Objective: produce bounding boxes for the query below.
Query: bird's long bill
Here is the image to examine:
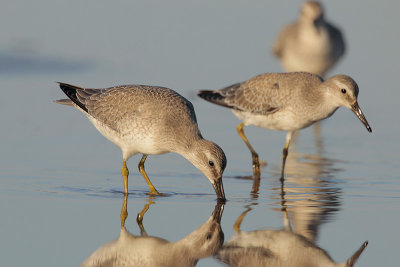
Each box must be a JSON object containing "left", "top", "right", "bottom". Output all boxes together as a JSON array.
[
  {"left": 351, "top": 102, "right": 372, "bottom": 132},
  {"left": 211, "top": 202, "right": 225, "bottom": 223},
  {"left": 345, "top": 241, "right": 368, "bottom": 267},
  {"left": 212, "top": 179, "right": 226, "bottom": 202}
]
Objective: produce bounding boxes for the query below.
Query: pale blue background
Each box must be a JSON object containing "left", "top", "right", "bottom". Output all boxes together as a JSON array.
[{"left": 0, "top": 1, "right": 399, "bottom": 266}]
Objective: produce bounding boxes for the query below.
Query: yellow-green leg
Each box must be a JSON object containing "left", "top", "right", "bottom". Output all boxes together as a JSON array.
[
  {"left": 313, "top": 121, "right": 324, "bottom": 155},
  {"left": 279, "top": 176, "right": 292, "bottom": 232},
  {"left": 138, "top": 154, "right": 160, "bottom": 195},
  {"left": 282, "top": 207, "right": 292, "bottom": 232},
  {"left": 136, "top": 197, "right": 155, "bottom": 236},
  {"left": 233, "top": 207, "right": 253, "bottom": 233},
  {"left": 122, "top": 160, "right": 129, "bottom": 195},
  {"left": 236, "top": 123, "right": 260, "bottom": 177},
  {"left": 250, "top": 174, "right": 260, "bottom": 198},
  {"left": 120, "top": 194, "right": 128, "bottom": 228},
  {"left": 281, "top": 131, "right": 294, "bottom": 180}
]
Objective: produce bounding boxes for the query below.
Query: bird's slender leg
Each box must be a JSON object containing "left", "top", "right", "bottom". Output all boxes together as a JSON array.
[
  {"left": 122, "top": 160, "right": 129, "bottom": 195},
  {"left": 283, "top": 207, "right": 292, "bottom": 232},
  {"left": 236, "top": 123, "right": 260, "bottom": 177},
  {"left": 313, "top": 122, "right": 324, "bottom": 155},
  {"left": 280, "top": 176, "right": 292, "bottom": 232},
  {"left": 280, "top": 131, "right": 294, "bottom": 180},
  {"left": 250, "top": 174, "right": 260, "bottom": 198},
  {"left": 120, "top": 194, "right": 128, "bottom": 228},
  {"left": 136, "top": 197, "right": 155, "bottom": 236},
  {"left": 233, "top": 207, "right": 253, "bottom": 233},
  {"left": 138, "top": 154, "right": 160, "bottom": 195}
]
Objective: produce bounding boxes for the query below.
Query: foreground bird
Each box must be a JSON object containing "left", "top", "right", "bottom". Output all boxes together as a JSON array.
[
  {"left": 56, "top": 83, "right": 226, "bottom": 200},
  {"left": 272, "top": 1, "right": 345, "bottom": 77},
  {"left": 198, "top": 72, "right": 371, "bottom": 178}
]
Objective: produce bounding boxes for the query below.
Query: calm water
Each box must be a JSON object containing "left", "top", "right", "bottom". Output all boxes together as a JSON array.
[{"left": 1, "top": 1, "right": 399, "bottom": 266}]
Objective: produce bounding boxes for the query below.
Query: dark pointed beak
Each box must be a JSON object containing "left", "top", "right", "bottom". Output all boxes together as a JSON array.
[
  {"left": 212, "top": 179, "right": 226, "bottom": 202},
  {"left": 345, "top": 241, "right": 368, "bottom": 267},
  {"left": 211, "top": 202, "right": 225, "bottom": 223},
  {"left": 351, "top": 102, "right": 372, "bottom": 132}
]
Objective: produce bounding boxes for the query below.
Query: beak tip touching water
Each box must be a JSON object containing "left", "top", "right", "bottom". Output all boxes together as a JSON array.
[{"left": 212, "top": 179, "right": 226, "bottom": 202}]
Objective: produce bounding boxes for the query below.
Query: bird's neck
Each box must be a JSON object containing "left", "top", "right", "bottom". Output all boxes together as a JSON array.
[
  {"left": 174, "top": 138, "right": 204, "bottom": 168},
  {"left": 156, "top": 243, "right": 197, "bottom": 266},
  {"left": 168, "top": 127, "right": 203, "bottom": 154},
  {"left": 317, "top": 89, "right": 340, "bottom": 119},
  {"left": 174, "top": 217, "right": 220, "bottom": 258},
  {"left": 299, "top": 15, "right": 325, "bottom": 35}
]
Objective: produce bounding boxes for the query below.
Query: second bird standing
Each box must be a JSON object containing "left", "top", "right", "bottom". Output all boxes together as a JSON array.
[{"left": 198, "top": 72, "right": 372, "bottom": 178}]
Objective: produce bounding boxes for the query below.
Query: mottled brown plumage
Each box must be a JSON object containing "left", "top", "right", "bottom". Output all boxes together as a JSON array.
[
  {"left": 272, "top": 1, "right": 345, "bottom": 77},
  {"left": 198, "top": 72, "right": 371, "bottom": 178},
  {"left": 57, "top": 83, "right": 226, "bottom": 200}
]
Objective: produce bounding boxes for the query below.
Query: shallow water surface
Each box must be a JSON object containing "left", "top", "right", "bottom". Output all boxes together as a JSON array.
[{"left": 1, "top": 1, "right": 399, "bottom": 266}]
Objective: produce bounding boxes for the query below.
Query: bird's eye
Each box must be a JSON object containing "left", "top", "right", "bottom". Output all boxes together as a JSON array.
[
  {"left": 341, "top": 88, "right": 347, "bottom": 94},
  {"left": 208, "top": 161, "right": 214, "bottom": 167}
]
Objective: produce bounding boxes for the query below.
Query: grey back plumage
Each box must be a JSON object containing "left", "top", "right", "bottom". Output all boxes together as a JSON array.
[
  {"left": 199, "top": 72, "right": 323, "bottom": 116},
  {"left": 56, "top": 82, "right": 227, "bottom": 199},
  {"left": 57, "top": 83, "right": 198, "bottom": 135}
]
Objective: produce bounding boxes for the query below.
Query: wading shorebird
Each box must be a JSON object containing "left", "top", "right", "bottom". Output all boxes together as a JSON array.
[
  {"left": 272, "top": 1, "right": 347, "bottom": 147},
  {"left": 272, "top": 1, "right": 345, "bottom": 77},
  {"left": 198, "top": 72, "right": 371, "bottom": 178},
  {"left": 56, "top": 83, "right": 226, "bottom": 200}
]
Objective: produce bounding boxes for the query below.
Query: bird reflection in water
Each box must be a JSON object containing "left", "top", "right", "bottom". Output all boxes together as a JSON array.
[
  {"left": 216, "top": 205, "right": 367, "bottom": 266},
  {"left": 216, "top": 151, "right": 368, "bottom": 266},
  {"left": 216, "top": 203, "right": 367, "bottom": 266},
  {"left": 80, "top": 196, "right": 224, "bottom": 267},
  {"left": 276, "top": 147, "right": 344, "bottom": 242}
]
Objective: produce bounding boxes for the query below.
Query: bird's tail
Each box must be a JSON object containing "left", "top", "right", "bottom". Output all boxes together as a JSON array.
[
  {"left": 54, "top": 99, "right": 74, "bottom": 106},
  {"left": 198, "top": 89, "right": 236, "bottom": 110},
  {"left": 56, "top": 82, "right": 88, "bottom": 112},
  {"left": 198, "top": 82, "right": 243, "bottom": 110},
  {"left": 198, "top": 90, "right": 224, "bottom": 103}
]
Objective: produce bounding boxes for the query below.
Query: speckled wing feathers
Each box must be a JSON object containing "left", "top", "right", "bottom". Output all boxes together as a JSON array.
[
  {"left": 200, "top": 74, "right": 286, "bottom": 115},
  {"left": 84, "top": 87, "right": 138, "bottom": 132},
  {"left": 58, "top": 83, "right": 198, "bottom": 134},
  {"left": 228, "top": 75, "right": 281, "bottom": 115}
]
